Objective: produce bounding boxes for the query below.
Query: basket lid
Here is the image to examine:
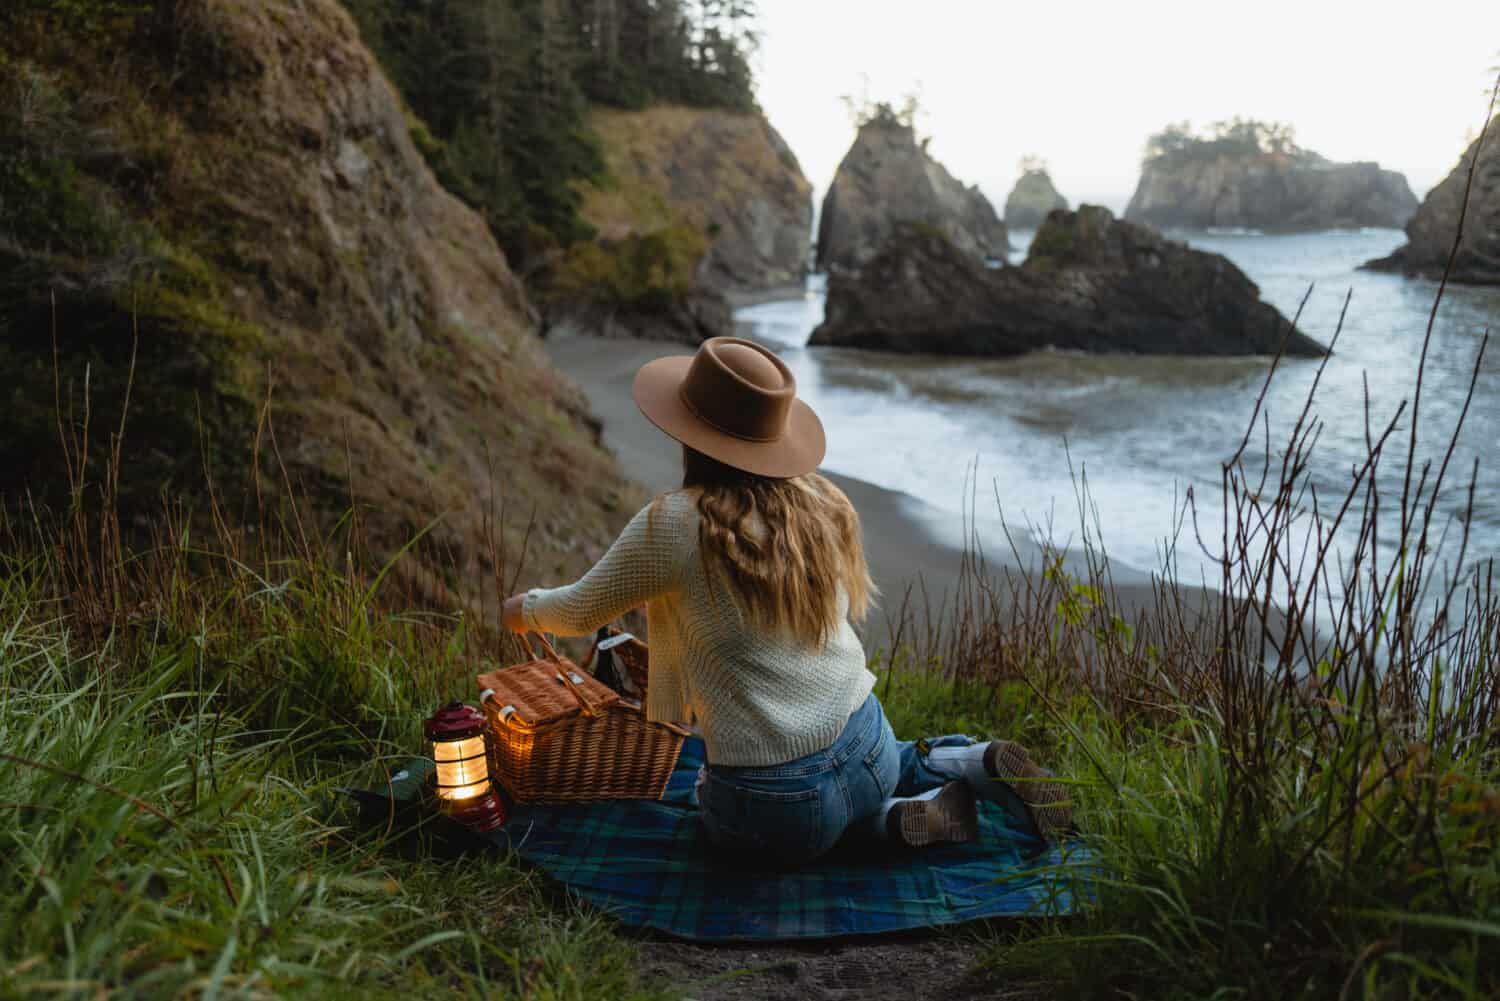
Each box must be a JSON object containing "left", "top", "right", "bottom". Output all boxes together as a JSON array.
[{"left": 477, "top": 656, "right": 621, "bottom": 726}]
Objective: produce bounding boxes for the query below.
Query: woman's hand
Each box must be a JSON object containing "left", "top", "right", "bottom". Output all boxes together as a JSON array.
[{"left": 501, "top": 593, "right": 528, "bottom": 633}]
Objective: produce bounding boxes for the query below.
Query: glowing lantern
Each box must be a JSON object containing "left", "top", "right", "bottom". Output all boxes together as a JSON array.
[{"left": 424, "top": 702, "right": 506, "bottom": 832}]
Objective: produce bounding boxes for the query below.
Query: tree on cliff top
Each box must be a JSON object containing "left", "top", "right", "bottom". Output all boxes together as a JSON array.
[
  {"left": 345, "top": 0, "right": 760, "bottom": 270},
  {"left": 569, "top": 0, "right": 759, "bottom": 112},
  {"left": 838, "top": 75, "right": 926, "bottom": 135},
  {"left": 1018, "top": 153, "right": 1049, "bottom": 175},
  {"left": 1143, "top": 117, "right": 1309, "bottom": 165}
]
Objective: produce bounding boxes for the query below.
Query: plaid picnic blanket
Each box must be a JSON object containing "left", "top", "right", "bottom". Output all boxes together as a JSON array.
[{"left": 356, "top": 736, "right": 1089, "bottom": 941}]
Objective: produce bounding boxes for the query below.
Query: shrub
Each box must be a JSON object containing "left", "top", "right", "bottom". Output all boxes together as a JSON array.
[
  {"left": 544, "top": 224, "right": 708, "bottom": 310},
  {"left": 873, "top": 257, "right": 1500, "bottom": 997}
]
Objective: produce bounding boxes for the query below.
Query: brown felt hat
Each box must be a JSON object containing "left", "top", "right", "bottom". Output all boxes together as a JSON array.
[{"left": 632, "top": 337, "right": 825, "bottom": 479}]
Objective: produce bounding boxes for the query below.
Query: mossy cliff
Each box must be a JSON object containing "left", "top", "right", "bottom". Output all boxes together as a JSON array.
[
  {"left": 0, "top": 1, "right": 640, "bottom": 594},
  {"left": 541, "top": 105, "right": 814, "bottom": 343},
  {"left": 578, "top": 106, "right": 812, "bottom": 297}
]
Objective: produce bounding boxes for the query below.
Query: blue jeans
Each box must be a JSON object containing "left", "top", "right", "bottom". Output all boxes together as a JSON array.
[{"left": 696, "top": 693, "right": 978, "bottom": 867}]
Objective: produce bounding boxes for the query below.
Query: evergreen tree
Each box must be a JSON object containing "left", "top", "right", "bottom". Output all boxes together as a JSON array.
[{"left": 343, "top": 0, "right": 760, "bottom": 267}]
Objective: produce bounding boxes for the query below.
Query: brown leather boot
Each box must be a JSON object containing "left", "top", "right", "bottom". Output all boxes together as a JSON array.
[
  {"left": 886, "top": 781, "right": 979, "bottom": 847},
  {"left": 984, "top": 740, "right": 1074, "bottom": 840}
]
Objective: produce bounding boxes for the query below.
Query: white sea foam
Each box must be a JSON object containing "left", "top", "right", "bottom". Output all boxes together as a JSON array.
[{"left": 737, "top": 228, "right": 1500, "bottom": 586}]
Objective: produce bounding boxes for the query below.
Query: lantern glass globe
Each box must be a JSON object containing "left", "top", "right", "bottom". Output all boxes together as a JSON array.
[{"left": 433, "top": 735, "right": 489, "bottom": 800}]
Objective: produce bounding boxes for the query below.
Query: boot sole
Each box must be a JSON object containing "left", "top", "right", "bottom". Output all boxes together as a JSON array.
[
  {"left": 892, "top": 781, "right": 978, "bottom": 847},
  {"left": 984, "top": 740, "right": 1074, "bottom": 839}
]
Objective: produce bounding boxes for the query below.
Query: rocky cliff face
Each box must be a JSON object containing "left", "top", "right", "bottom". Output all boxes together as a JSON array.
[
  {"left": 1363, "top": 130, "right": 1500, "bottom": 284},
  {"left": 1, "top": 0, "right": 637, "bottom": 595},
  {"left": 1126, "top": 153, "right": 1418, "bottom": 231},
  {"left": 809, "top": 206, "right": 1325, "bottom": 358},
  {"left": 1004, "top": 169, "right": 1069, "bottom": 229},
  {"left": 580, "top": 106, "right": 813, "bottom": 297},
  {"left": 543, "top": 105, "right": 812, "bottom": 343},
  {"left": 816, "top": 119, "right": 1008, "bottom": 274}
]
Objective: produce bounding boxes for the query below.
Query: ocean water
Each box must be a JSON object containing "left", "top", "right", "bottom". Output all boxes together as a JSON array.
[{"left": 735, "top": 229, "right": 1500, "bottom": 584}]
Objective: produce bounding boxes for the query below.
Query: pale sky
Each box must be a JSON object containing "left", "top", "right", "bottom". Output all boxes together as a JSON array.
[{"left": 753, "top": 0, "right": 1500, "bottom": 214}]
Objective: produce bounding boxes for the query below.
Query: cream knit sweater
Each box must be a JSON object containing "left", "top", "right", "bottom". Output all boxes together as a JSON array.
[{"left": 523, "top": 490, "right": 875, "bottom": 767}]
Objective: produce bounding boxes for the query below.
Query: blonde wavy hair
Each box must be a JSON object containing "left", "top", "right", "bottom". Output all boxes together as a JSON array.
[{"left": 671, "top": 447, "right": 875, "bottom": 648}]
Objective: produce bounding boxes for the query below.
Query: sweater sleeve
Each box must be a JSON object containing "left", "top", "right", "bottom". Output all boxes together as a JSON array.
[{"left": 522, "top": 499, "right": 689, "bottom": 637}]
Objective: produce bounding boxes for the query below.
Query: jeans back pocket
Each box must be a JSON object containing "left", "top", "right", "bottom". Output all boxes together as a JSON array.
[{"left": 699, "top": 775, "right": 823, "bottom": 866}]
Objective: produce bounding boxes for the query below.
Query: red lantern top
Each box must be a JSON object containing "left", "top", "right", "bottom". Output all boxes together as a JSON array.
[{"left": 424, "top": 702, "right": 486, "bottom": 741}]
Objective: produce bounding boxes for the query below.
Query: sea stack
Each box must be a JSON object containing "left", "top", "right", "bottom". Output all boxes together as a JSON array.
[
  {"left": 1004, "top": 167, "right": 1070, "bottom": 229},
  {"left": 1363, "top": 129, "right": 1500, "bottom": 285},
  {"left": 816, "top": 107, "right": 1008, "bottom": 274},
  {"left": 1125, "top": 120, "right": 1418, "bottom": 231},
  {"left": 810, "top": 205, "right": 1326, "bottom": 358}
]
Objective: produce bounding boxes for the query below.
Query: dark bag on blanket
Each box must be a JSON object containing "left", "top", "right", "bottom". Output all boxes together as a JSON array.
[{"left": 584, "top": 626, "right": 650, "bottom": 700}]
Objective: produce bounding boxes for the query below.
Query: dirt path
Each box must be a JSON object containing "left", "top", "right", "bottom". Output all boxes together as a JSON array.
[{"left": 641, "top": 933, "right": 1046, "bottom": 1001}]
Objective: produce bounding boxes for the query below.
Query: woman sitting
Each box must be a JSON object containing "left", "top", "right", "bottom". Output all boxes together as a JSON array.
[{"left": 503, "top": 337, "right": 1070, "bottom": 866}]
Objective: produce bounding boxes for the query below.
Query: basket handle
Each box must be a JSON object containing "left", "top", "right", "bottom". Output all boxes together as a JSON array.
[
  {"left": 556, "top": 666, "right": 606, "bottom": 718},
  {"left": 517, "top": 631, "right": 561, "bottom": 662},
  {"left": 519, "top": 631, "right": 607, "bottom": 718}
]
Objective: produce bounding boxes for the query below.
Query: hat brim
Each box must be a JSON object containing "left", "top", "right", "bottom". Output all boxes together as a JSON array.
[{"left": 632, "top": 355, "right": 826, "bottom": 479}]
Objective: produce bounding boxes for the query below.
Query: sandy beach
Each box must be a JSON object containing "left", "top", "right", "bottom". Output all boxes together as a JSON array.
[{"left": 541, "top": 329, "right": 1181, "bottom": 635}]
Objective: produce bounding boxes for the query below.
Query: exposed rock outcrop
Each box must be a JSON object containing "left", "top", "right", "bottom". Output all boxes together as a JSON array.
[
  {"left": 810, "top": 206, "right": 1326, "bottom": 358},
  {"left": 1004, "top": 169, "right": 1070, "bottom": 229},
  {"left": 1126, "top": 152, "right": 1418, "bottom": 231},
  {"left": 816, "top": 117, "right": 1008, "bottom": 274},
  {"left": 542, "top": 105, "right": 812, "bottom": 343},
  {"left": 1363, "top": 130, "right": 1500, "bottom": 284},
  {"left": 579, "top": 106, "right": 813, "bottom": 297},
  {"left": 1, "top": 0, "right": 637, "bottom": 594},
  {"left": 545, "top": 289, "right": 733, "bottom": 345}
]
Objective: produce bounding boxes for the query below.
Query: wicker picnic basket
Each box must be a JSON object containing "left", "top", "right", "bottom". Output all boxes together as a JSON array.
[{"left": 477, "top": 633, "right": 688, "bottom": 804}]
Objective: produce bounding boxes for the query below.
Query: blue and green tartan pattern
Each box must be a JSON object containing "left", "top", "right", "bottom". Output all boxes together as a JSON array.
[{"left": 369, "top": 736, "right": 1090, "bottom": 941}]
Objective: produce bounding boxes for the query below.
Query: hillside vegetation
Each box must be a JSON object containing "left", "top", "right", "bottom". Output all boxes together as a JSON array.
[
  {"left": 1143, "top": 117, "right": 1316, "bottom": 166},
  {"left": 0, "top": 0, "right": 642, "bottom": 599},
  {"left": 342, "top": 0, "right": 760, "bottom": 273},
  {"left": 577, "top": 105, "right": 811, "bottom": 295}
]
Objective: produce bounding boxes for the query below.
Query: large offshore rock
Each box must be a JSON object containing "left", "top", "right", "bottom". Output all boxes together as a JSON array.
[
  {"left": 1004, "top": 169, "right": 1070, "bottom": 229},
  {"left": 816, "top": 117, "right": 1008, "bottom": 273},
  {"left": 810, "top": 206, "right": 1326, "bottom": 358},
  {"left": 1126, "top": 151, "right": 1418, "bottom": 231},
  {"left": 1363, "top": 130, "right": 1500, "bottom": 284}
]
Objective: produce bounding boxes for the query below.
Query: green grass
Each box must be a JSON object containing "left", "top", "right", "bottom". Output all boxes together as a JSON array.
[
  {"left": 981, "top": 704, "right": 1500, "bottom": 1000},
  {"left": 7, "top": 500, "right": 1494, "bottom": 1001},
  {"left": 878, "top": 623, "right": 1500, "bottom": 1000},
  {"left": 0, "top": 537, "right": 673, "bottom": 1000}
]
